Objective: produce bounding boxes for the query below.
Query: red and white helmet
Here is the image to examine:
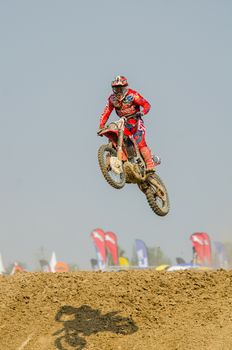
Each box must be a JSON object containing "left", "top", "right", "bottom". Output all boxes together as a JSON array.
[
  {"left": 111, "top": 75, "right": 128, "bottom": 87},
  {"left": 111, "top": 75, "right": 128, "bottom": 100}
]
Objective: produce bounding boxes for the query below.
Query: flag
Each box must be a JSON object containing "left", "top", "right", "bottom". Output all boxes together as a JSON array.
[
  {"left": 0, "top": 253, "right": 5, "bottom": 274},
  {"left": 135, "top": 239, "right": 149, "bottom": 267},
  {"left": 11, "top": 262, "right": 24, "bottom": 275},
  {"left": 105, "top": 231, "right": 119, "bottom": 265},
  {"left": 190, "top": 232, "right": 212, "bottom": 266},
  {"left": 90, "top": 228, "right": 106, "bottom": 269},
  {"left": 50, "top": 251, "right": 57, "bottom": 272}
]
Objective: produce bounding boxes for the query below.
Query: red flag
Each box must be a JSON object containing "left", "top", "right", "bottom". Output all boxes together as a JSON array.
[
  {"left": 105, "top": 231, "right": 118, "bottom": 265},
  {"left": 190, "top": 232, "right": 211, "bottom": 266},
  {"left": 90, "top": 229, "right": 106, "bottom": 266},
  {"left": 11, "top": 262, "right": 25, "bottom": 275},
  {"left": 201, "top": 232, "right": 212, "bottom": 265}
]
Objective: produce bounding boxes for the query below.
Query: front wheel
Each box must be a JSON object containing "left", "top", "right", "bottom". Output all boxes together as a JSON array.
[
  {"left": 98, "top": 145, "right": 126, "bottom": 189},
  {"left": 145, "top": 173, "right": 170, "bottom": 216}
]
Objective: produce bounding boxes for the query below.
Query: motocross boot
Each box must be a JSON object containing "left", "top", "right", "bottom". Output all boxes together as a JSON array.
[{"left": 140, "top": 146, "right": 155, "bottom": 174}]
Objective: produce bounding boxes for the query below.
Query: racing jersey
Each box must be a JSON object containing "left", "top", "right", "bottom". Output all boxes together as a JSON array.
[{"left": 99, "top": 88, "right": 151, "bottom": 129}]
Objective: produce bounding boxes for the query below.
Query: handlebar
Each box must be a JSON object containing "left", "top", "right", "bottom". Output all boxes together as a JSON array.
[
  {"left": 97, "top": 113, "right": 142, "bottom": 136},
  {"left": 97, "top": 128, "right": 105, "bottom": 136}
]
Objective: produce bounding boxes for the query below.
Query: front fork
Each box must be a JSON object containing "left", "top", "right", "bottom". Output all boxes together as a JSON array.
[{"left": 117, "top": 126, "right": 124, "bottom": 161}]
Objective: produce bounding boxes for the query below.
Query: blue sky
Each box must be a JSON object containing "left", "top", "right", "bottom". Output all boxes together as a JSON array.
[{"left": 0, "top": 0, "right": 232, "bottom": 269}]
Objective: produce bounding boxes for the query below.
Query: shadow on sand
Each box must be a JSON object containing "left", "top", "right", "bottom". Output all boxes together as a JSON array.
[{"left": 53, "top": 304, "right": 138, "bottom": 350}]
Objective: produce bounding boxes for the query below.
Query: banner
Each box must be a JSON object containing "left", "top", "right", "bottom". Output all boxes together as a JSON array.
[
  {"left": 135, "top": 239, "right": 149, "bottom": 267},
  {"left": 201, "top": 232, "right": 212, "bottom": 265},
  {"left": 0, "top": 254, "right": 5, "bottom": 274},
  {"left": 90, "top": 228, "right": 106, "bottom": 269},
  {"left": 50, "top": 251, "right": 57, "bottom": 272},
  {"left": 190, "top": 232, "right": 212, "bottom": 266},
  {"left": 214, "top": 241, "right": 228, "bottom": 269},
  {"left": 11, "top": 262, "right": 25, "bottom": 275},
  {"left": 105, "top": 231, "right": 119, "bottom": 265},
  {"left": 119, "top": 257, "right": 129, "bottom": 267}
]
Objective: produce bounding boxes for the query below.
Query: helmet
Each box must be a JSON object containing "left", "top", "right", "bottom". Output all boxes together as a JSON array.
[
  {"left": 111, "top": 75, "right": 128, "bottom": 100},
  {"left": 111, "top": 75, "right": 128, "bottom": 87}
]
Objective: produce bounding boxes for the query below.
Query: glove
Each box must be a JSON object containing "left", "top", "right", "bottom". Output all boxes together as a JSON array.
[{"left": 97, "top": 128, "right": 104, "bottom": 136}]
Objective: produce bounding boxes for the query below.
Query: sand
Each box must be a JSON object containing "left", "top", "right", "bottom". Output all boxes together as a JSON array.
[{"left": 0, "top": 270, "right": 232, "bottom": 350}]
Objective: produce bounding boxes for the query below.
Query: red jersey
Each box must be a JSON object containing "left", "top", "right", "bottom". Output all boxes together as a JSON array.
[{"left": 99, "top": 88, "right": 151, "bottom": 129}]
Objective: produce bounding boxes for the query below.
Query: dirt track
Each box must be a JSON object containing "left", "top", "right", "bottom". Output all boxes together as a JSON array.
[{"left": 0, "top": 270, "right": 232, "bottom": 350}]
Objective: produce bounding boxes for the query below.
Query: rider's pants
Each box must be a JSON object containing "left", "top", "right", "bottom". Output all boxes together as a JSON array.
[{"left": 124, "top": 119, "right": 155, "bottom": 171}]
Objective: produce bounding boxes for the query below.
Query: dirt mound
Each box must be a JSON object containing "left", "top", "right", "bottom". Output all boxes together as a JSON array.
[{"left": 0, "top": 270, "right": 232, "bottom": 350}]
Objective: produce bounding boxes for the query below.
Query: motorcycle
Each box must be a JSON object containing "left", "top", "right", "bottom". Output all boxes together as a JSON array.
[{"left": 97, "top": 116, "right": 170, "bottom": 216}]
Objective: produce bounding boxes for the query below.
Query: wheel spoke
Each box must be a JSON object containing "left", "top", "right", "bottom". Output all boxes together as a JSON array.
[
  {"left": 145, "top": 173, "right": 170, "bottom": 216},
  {"left": 98, "top": 145, "right": 126, "bottom": 189},
  {"left": 151, "top": 186, "right": 165, "bottom": 208},
  {"left": 103, "top": 151, "right": 124, "bottom": 184}
]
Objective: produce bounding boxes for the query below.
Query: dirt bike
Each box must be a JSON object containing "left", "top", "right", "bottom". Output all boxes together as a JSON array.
[{"left": 97, "top": 116, "right": 170, "bottom": 216}]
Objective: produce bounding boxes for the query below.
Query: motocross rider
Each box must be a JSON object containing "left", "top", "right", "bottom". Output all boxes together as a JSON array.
[{"left": 98, "top": 75, "right": 155, "bottom": 173}]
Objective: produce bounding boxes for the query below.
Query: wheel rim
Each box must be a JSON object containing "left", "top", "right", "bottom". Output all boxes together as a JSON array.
[
  {"left": 102, "top": 149, "right": 125, "bottom": 185},
  {"left": 149, "top": 183, "right": 169, "bottom": 213}
]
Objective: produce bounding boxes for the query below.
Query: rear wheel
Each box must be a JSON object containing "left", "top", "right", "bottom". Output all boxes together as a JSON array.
[
  {"left": 145, "top": 173, "right": 170, "bottom": 216},
  {"left": 98, "top": 145, "right": 126, "bottom": 189}
]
